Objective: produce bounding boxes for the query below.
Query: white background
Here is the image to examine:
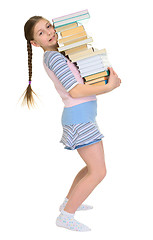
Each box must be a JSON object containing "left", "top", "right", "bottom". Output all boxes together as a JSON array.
[{"left": 0, "top": 0, "right": 153, "bottom": 239}]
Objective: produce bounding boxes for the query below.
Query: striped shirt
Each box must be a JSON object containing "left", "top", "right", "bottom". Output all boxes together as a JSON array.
[{"left": 43, "top": 51, "right": 97, "bottom": 108}]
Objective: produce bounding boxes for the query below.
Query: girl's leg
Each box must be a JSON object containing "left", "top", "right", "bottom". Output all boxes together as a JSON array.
[
  {"left": 66, "top": 166, "right": 88, "bottom": 199},
  {"left": 64, "top": 140, "right": 106, "bottom": 213}
]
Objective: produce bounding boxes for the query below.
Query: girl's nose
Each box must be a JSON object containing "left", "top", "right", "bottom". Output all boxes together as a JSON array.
[{"left": 48, "top": 31, "right": 54, "bottom": 36}]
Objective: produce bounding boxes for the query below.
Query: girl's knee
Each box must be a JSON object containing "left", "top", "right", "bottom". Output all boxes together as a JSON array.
[{"left": 96, "top": 167, "right": 107, "bottom": 183}]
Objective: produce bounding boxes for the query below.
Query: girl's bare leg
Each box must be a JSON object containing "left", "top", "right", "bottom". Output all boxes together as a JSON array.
[
  {"left": 64, "top": 140, "right": 106, "bottom": 213},
  {"left": 66, "top": 166, "right": 88, "bottom": 199}
]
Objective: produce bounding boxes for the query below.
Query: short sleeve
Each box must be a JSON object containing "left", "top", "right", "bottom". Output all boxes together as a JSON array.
[{"left": 44, "top": 51, "right": 79, "bottom": 92}]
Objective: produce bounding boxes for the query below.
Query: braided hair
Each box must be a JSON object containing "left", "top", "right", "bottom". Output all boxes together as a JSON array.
[{"left": 20, "top": 16, "right": 43, "bottom": 109}]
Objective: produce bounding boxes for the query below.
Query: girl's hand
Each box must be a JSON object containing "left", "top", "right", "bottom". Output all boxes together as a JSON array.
[{"left": 107, "top": 67, "right": 121, "bottom": 91}]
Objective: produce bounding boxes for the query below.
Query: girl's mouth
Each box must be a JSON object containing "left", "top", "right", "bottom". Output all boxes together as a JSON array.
[{"left": 49, "top": 35, "right": 55, "bottom": 41}]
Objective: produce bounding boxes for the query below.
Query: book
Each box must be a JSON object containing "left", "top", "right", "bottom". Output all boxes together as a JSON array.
[
  {"left": 71, "top": 48, "right": 107, "bottom": 62},
  {"left": 57, "top": 37, "right": 93, "bottom": 52},
  {"left": 84, "top": 77, "right": 108, "bottom": 85},
  {"left": 60, "top": 25, "right": 85, "bottom": 38},
  {"left": 53, "top": 14, "right": 90, "bottom": 28},
  {"left": 52, "top": 9, "right": 90, "bottom": 28},
  {"left": 80, "top": 66, "right": 107, "bottom": 77},
  {"left": 68, "top": 47, "right": 94, "bottom": 59},
  {"left": 63, "top": 36, "right": 88, "bottom": 46},
  {"left": 65, "top": 45, "right": 88, "bottom": 55},
  {"left": 76, "top": 54, "right": 108, "bottom": 65},
  {"left": 52, "top": 9, "right": 89, "bottom": 22},
  {"left": 85, "top": 80, "right": 108, "bottom": 86},
  {"left": 75, "top": 54, "right": 110, "bottom": 79},
  {"left": 77, "top": 61, "right": 105, "bottom": 71},
  {"left": 84, "top": 70, "right": 110, "bottom": 81},
  {"left": 58, "top": 31, "right": 87, "bottom": 45},
  {"left": 55, "top": 22, "right": 78, "bottom": 33}
]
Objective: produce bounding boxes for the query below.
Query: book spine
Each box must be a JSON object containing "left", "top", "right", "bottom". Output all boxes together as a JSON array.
[
  {"left": 58, "top": 37, "right": 93, "bottom": 52},
  {"left": 55, "top": 22, "right": 78, "bottom": 32},
  {"left": 52, "top": 9, "right": 89, "bottom": 22},
  {"left": 81, "top": 67, "right": 107, "bottom": 77},
  {"left": 71, "top": 49, "right": 107, "bottom": 62},
  {"left": 53, "top": 13, "right": 90, "bottom": 28},
  {"left": 84, "top": 80, "right": 108, "bottom": 86},
  {"left": 77, "top": 60, "right": 104, "bottom": 70},
  {"left": 61, "top": 25, "right": 85, "bottom": 37},
  {"left": 77, "top": 55, "right": 103, "bottom": 65}
]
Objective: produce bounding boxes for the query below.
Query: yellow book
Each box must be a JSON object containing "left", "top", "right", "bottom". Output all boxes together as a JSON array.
[
  {"left": 71, "top": 48, "right": 106, "bottom": 62},
  {"left": 55, "top": 22, "right": 78, "bottom": 33},
  {"left": 85, "top": 80, "right": 106, "bottom": 86},
  {"left": 84, "top": 71, "right": 109, "bottom": 81},
  {"left": 64, "top": 36, "right": 87, "bottom": 46},
  {"left": 61, "top": 25, "right": 85, "bottom": 37},
  {"left": 58, "top": 31, "right": 87, "bottom": 44},
  {"left": 65, "top": 44, "right": 88, "bottom": 55},
  {"left": 68, "top": 48, "right": 94, "bottom": 59},
  {"left": 84, "top": 77, "right": 108, "bottom": 84}
]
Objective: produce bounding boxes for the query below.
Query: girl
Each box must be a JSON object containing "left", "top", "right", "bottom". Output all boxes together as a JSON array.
[{"left": 21, "top": 16, "right": 121, "bottom": 232}]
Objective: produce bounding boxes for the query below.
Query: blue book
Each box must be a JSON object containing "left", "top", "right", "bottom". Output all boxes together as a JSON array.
[{"left": 52, "top": 10, "right": 90, "bottom": 28}]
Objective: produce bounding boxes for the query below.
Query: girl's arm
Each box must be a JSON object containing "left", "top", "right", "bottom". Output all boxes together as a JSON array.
[
  {"left": 69, "top": 83, "right": 112, "bottom": 98},
  {"left": 69, "top": 67, "right": 121, "bottom": 98}
]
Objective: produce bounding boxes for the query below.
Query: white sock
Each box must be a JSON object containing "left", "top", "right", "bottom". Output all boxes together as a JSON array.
[
  {"left": 56, "top": 209, "right": 91, "bottom": 232},
  {"left": 59, "top": 197, "right": 93, "bottom": 212}
]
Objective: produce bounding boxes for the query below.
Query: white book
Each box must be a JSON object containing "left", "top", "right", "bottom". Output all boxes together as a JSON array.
[
  {"left": 77, "top": 60, "right": 104, "bottom": 70},
  {"left": 77, "top": 54, "right": 106, "bottom": 65},
  {"left": 52, "top": 9, "right": 89, "bottom": 22},
  {"left": 77, "top": 56, "right": 110, "bottom": 69},
  {"left": 75, "top": 52, "right": 111, "bottom": 66},
  {"left": 57, "top": 37, "right": 93, "bottom": 52},
  {"left": 79, "top": 63, "right": 105, "bottom": 74},
  {"left": 80, "top": 67, "right": 107, "bottom": 77},
  {"left": 53, "top": 13, "right": 90, "bottom": 27}
]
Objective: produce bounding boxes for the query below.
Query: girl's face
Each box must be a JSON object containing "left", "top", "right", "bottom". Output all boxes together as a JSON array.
[{"left": 30, "top": 19, "right": 58, "bottom": 51}]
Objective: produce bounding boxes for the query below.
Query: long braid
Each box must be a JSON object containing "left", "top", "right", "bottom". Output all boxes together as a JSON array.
[
  {"left": 18, "top": 16, "right": 43, "bottom": 109},
  {"left": 19, "top": 41, "right": 38, "bottom": 109},
  {"left": 27, "top": 41, "right": 32, "bottom": 84}
]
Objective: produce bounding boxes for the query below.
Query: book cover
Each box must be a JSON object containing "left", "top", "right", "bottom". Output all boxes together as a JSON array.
[
  {"left": 58, "top": 37, "right": 93, "bottom": 52},
  {"left": 77, "top": 60, "right": 105, "bottom": 71},
  {"left": 71, "top": 49, "right": 107, "bottom": 62},
  {"left": 84, "top": 70, "right": 110, "bottom": 81},
  {"left": 58, "top": 31, "right": 87, "bottom": 45},
  {"left": 53, "top": 13, "right": 90, "bottom": 28},
  {"left": 55, "top": 22, "right": 78, "bottom": 33},
  {"left": 64, "top": 45, "right": 88, "bottom": 55},
  {"left": 84, "top": 80, "right": 108, "bottom": 86},
  {"left": 52, "top": 9, "right": 89, "bottom": 22},
  {"left": 68, "top": 48, "right": 94, "bottom": 59},
  {"left": 84, "top": 76, "right": 108, "bottom": 83},
  {"left": 80, "top": 67, "right": 107, "bottom": 77},
  {"left": 60, "top": 25, "right": 85, "bottom": 37}
]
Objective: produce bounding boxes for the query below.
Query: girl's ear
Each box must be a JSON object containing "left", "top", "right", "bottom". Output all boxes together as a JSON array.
[{"left": 30, "top": 40, "right": 40, "bottom": 47}]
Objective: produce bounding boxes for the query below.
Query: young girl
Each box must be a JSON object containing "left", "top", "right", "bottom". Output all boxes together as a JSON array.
[{"left": 22, "top": 16, "right": 121, "bottom": 232}]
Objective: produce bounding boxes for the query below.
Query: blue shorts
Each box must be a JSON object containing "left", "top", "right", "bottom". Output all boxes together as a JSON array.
[
  {"left": 60, "top": 100, "right": 104, "bottom": 150},
  {"left": 64, "top": 138, "right": 102, "bottom": 150}
]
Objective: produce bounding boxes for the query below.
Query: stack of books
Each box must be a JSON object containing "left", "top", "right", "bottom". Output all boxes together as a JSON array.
[{"left": 52, "top": 9, "right": 111, "bottom": 86}]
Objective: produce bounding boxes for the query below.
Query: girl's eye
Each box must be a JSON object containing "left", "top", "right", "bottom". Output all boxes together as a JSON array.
[
  {"left": 39, "top": 32, "right": 43, "bottom": 36},
  {"left": 47, "top": 24, "right": 51, "bottom": 28}
]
